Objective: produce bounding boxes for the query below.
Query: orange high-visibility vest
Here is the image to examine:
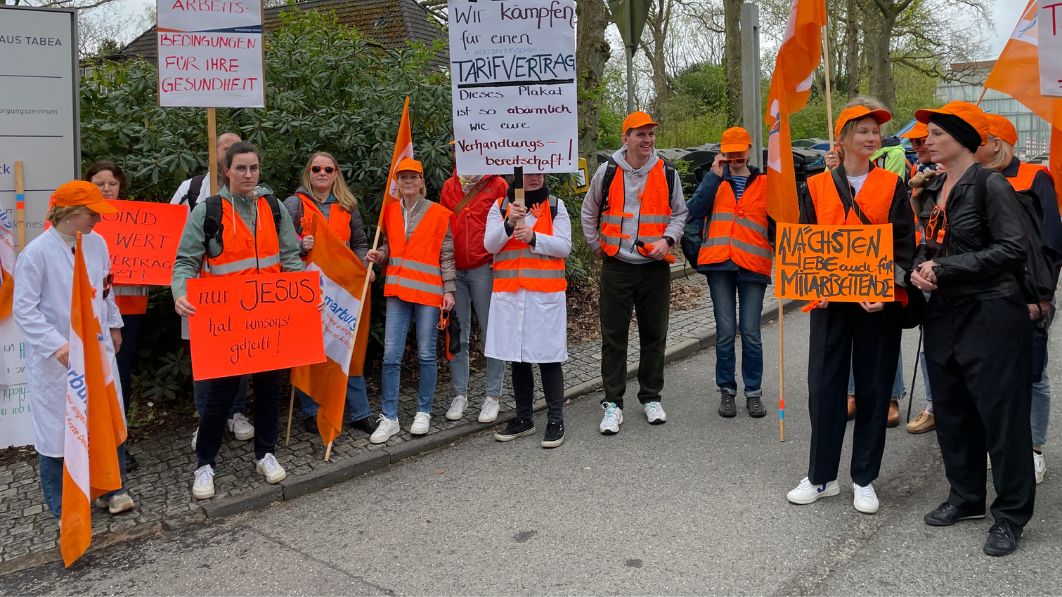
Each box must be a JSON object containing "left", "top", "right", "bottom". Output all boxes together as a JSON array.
[
  {"left": 1006, "top": 161, "right": 1050, "bottom": 193},
  {"left": 296, "top": 192, "right": 352, "bottom": 245},
  {"left": 492, "top": 197, "right": 566, "bottom": 293},
  {"left": 698, "top": 175, "right": 772, "bottom": 275},
  {"left": 202, "top": 197, "right": 282, "bottom": 277},
  {"left": 806, "top": 168, "right": 897, "bottom": 226},
  {"left": 599, "top": 160, "right": 672, "bottom": 256},
  {"left": 113, "top": 286, "right": 149, "bottom": 315},
  {"left": 383, "top": 200, "right": 449, "bottom": 306}
]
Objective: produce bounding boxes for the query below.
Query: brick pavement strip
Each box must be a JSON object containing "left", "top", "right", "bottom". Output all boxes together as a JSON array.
[{"left": 0, "top": 271, "right": 798, "bottom": 574}]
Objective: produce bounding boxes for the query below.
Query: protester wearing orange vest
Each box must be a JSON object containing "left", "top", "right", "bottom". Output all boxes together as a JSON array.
[
  {"left": 581, "top": 111, "right": 688, "bottom": 435},
  {"left": 365, "top": 158, "right": 456, "bottom": 444},
  {"left": 283, "top": 152, "right": 379, "bottom": 437},
  {"left": 172, "top": 142, "right": 307, "bottom": 500},
  {"left": 976, "top": 113, "right": 1062, "bottom": 486},
  {"left": 786, "top": 101, "right": 916, "bottom": 515},
  {"left": 686, "top": 127, "right": 773, "bottom": 419},
  {"left": 483, "top": 172, "right": 571, "bottom": 447}
]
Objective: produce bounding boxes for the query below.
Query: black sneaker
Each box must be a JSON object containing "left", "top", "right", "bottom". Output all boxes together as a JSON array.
[
  {"left": 924, "top": 501, "right": 986, "bottom": 527},
  {"left": 718, "top": 390, "right": 737, "bottom": 418},
  {"left": 494, "top": 418, "right": 535, "bottom": 442},
  {"left": 984, "top": 519, "right": 1022, "bottom": 556},
  {"left": 747, "top": 395, "right": 766, "bottom": 418},
  {"left": 302, "top": 416, "right": 318, "bottom": 434},
  {"left": 125, "top": 452, "right": 139, "bottom": 472},
  {"left": 541, "top": 421, "right": 565, "bottom": 448}
]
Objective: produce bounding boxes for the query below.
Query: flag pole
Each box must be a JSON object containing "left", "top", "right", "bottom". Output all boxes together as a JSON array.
[
  {"left": 975, "top": 87, "right": 987, "bottom": 107},
  {"left": 285, "top": 384, "right": 296, "bottom": 446},
  {"left": 15, "top": 161, "right": 25, "bottom": 254}
]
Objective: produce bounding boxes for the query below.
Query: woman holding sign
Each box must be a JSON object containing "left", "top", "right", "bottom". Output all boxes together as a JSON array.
[
  {"left": 13, "top": 180, "right": 135, "bottom": 516},
  {"left": 911, "top": 102, "right": 1034, "bottom": 556},
  {"left": 365, "top": 158, "right": 456, "bottom": 444},
  {"left": 786, "top": 100, "right": 916, "bottom": 516},
  {"left": 484, "top": 171, "right": 571, "bottom": 448},
  {"left": 284, "top": 152, "right": 378, "bottom": 436}
]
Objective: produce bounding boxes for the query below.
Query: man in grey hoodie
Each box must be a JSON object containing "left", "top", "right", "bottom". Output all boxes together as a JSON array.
[{"left": 581, "top": 111, "right": 688, "bottom": 435}]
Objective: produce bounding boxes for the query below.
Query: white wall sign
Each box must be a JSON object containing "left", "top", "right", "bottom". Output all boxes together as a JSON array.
[
  {"left": 157, "top": 0, "right": 266, "bottom": 108},
  {"left": 448, "top": 0, "right": 579, "bottom": 175},
  {"left": 1040, "top": 0, "right": 1062, "bottom": 97},
  {"left": 0, "top": 6, "right": 80, "bottom": 248}
]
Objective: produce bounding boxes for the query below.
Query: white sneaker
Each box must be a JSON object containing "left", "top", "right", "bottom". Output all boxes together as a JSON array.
[
  {"left": 644, "top": 402, "right": 667, "bottom": 424},
  {"left": 478, "top": 397, "right": 500, "bottom": 423},
  {"left": 192, "top": 465, "right": 215, "bottom": 499},
  {"left": 410, "top": 412, "right": 431, "bottom": 435},
  {"left": 228, "top": 413, "right": 254, "bottom": 441},
  {"left": 445, "top": 395, "right": 467, "bottom": 420},
  {"left": 191, "top": 428, "right": 198, "bottom": 450},
  {"left": 1034, "top": 451, "right": 1046, "bottom": 485},
  {"left": 370, "top": 415, "right": 400, "bottom": 444},
  {"left": 256, "top": 453, "right": 286, "bottom": 484},
  {"left": 786, "top": 477, "right": 839, "bottom": 504},
  {"left": 599, "top": 402, "right": 623, "bottom": 435},
  {"left": 853, "top": 483, "right": 879, "bottom": 514}
]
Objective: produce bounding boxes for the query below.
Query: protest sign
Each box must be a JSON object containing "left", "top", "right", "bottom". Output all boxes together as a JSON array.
[
  {"left": 448, "top": 0, "right": 579, "bottom": 175},
  {"left": 187, "top": 272, "right": 325, "bottom": 380},
  {"left": 1040, "top": 1, "right": 1062, "bottom": 97},
  {"left": 0, "top": 318, "right": 27, "bottom": 387},
  {"left": 0, "top": 385, "right": 32, "bottom": 449},
  {"left": 94, "top": 200, "right": 188, "bottom": 286},
  {"left": 156, "top": 0, "right": 266, "bottom": 108},
  {"left": 774, "top": 223, "right": 895, "bottom": 302}
]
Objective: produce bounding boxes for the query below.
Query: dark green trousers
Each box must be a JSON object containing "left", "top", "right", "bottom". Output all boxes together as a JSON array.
[{"left": 599, "top": 258, "right": 671, "bottom": 408}]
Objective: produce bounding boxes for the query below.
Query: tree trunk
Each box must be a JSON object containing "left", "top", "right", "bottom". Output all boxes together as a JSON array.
[
  {"left": 576, "top": 0, "right": 612, "bottom": 170},
  {"left": 723, "top": 0, "right": 742, "bottom": 125},
  {"left": 641, "top": 0, "right": 672, "bottom": 114},
  {"left": 845, "top": 0, "right": 861, "bottom": 99},
  {"left": 863, "top": 5, "right": 895, "bottom": 109}
]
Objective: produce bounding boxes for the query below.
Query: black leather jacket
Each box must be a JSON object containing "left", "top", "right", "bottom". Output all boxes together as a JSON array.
[{"left": 913, "top": 163, "right": 1026, "bottom": 304}]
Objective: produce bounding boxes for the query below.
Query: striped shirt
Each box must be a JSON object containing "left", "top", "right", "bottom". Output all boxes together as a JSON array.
[{"left": 731, "top": 175, "right": 748, "bottom": 200}]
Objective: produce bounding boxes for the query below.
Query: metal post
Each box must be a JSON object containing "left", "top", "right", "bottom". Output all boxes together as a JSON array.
[
  {"left": 626, "top": 0, "right": 634, "bottom": 113},
  {"left": 740, "top": 3, "right": 762, "bottom": 169}
]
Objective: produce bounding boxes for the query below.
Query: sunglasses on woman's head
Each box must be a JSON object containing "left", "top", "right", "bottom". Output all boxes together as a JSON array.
[{"left": 311, "top": 166, "right": 335, "bottom": 174}]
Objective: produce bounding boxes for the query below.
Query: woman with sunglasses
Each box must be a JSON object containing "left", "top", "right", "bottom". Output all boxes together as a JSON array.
[
  {"left": 13, "top": 180, "right": 136, "bottom": 517},
  {"left": 786, "top": 98, "right": 916, "bottom": 516},
  {"left": 283, "top": 152, "right": 379, "bottom": 437},
  {"left": 974, "top": 114, "right": 1062, "bottom": 487},
  {"left": 911, "top": 101, "right": 1034, "bottom": 557}
]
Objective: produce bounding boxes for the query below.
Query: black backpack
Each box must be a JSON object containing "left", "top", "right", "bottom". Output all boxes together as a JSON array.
[
  {"left": 184, "top": 175, "right": 208, "bottom": 209},
  {"left": 202, "top": 194, "right": 284, "bottom": 259}
]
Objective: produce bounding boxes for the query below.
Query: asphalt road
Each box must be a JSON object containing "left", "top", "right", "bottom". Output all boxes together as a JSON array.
[{"left": 5, "top": 310, "right": 1061, "bottom": 596}]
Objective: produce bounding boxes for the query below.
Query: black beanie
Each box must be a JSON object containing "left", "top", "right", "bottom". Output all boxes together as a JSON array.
[{"left": 928, "top": 113, "right": 982, "bottom": 153}]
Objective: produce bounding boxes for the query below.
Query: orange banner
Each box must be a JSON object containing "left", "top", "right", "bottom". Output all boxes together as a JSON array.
[
  {"left": 774, "top": 223, "right": 894, "bottom": 302},
  {"left": 94, "top": 200, "right": 188, "bottom": 286},
  {"left": 187, "top": 272, "right": 325, "bottom": 380}
]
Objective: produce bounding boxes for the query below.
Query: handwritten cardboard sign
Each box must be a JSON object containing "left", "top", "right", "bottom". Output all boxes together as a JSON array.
[
  {"left": 156, "top": 0, "right": 266, "bottom": 108},
  {"left": 774, "top": 223, "right": 895, "bottom": 302},
  {"left": 1040, "top": 1, "right": 1062, "bottom": 97},
  {"left": 94, "top": 200, "right": 188, "bottom": 286},
  {"left": 448, "top": 0, "right": 579, "bottom": 174},
  {"left": 187, "top": 272, "right": 325, "bottom": 380}
]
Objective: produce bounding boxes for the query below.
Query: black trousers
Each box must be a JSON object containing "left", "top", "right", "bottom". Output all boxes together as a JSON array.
[
  {"left": 807, "top": 302, "right": 902, "bottom": 486},
  {"left": 197, "top": 370, "right": 283, "bottom": 468},
  {"left": 924, "top": 293, "right": 1035, "bottom": 527},
  {"left": 115, "top": 313, "right": 142, "bottom": 412},
  {"left": 513, "top": 362, "right": 564, "bottom": 424}
]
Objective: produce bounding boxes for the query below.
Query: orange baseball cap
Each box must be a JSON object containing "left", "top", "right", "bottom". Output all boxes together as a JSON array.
[
  {"left": 720, "top": 127, "right": 752, "bottom": 153},
  {"left": 394, "top": 157, "right": 423, "bottom": 175},
  {"left": 622, "top": 111, "right": 659, "bottom": 134},
  {"left": 834, "top": 105, "right": 892, "bottom": 141},
  {"left": 899, "top": 121, "right": 928, "bottom": 140},
  {"left": 915, "top": 101, "right": 989, "bottom": 145},
  {"left": 985, "top": 114, "right": 1018, "bottom": 146},
  {"left": 52, "top": 180, "right": 117, "bottom": 214}
]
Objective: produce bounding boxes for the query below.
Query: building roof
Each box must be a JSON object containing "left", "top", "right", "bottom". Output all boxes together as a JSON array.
[{"left": 119, "top": 0, "right": 445, "bottom": 63}]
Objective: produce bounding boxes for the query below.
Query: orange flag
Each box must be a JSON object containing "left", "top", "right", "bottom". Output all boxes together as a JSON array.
[
  {"left": 380, "top": 96, "right": 414, "bottom": 219},
  {"left": 765, "top": 0, "right": 828, "bottom": 224},
  {"left": 984, "top": 0, "right": 1062, "bottom": 210},
  {"left": 61, "top": 232, "right": 126, "bottom": 567},
  {"left": 290, "top": 214, "right": 371, "bottom": 445}
]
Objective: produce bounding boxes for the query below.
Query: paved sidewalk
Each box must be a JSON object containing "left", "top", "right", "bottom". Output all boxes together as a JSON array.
[{"left": 0, "top": 270, "right": 785, "bottom": 572}]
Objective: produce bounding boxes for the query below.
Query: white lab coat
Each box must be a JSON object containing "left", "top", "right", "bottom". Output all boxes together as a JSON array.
[
  {"left": 483, "top": 197, "right": 571, "bottom": 363},
  {"left": 13, "top": 228, "right": 124, "bottom": 458}
]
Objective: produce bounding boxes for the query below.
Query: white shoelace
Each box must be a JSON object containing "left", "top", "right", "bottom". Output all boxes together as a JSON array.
[
  {"left": 795, "top": 477, "right": 813, "bottom": 491},
  {"left": 232, "top": 413, "right": 250, "bottom": 427},
  {"left": 602, "top": 403, "right": 619, "bottom": 422},
  {"left": 196, "top": 466, "right": 214, "bottom": 485},
  {"left": 856, "top": 484, "right": 876, "bottom": 498},
  {"left": 259, "top": 454, "right": 279, "bottom": 471}
]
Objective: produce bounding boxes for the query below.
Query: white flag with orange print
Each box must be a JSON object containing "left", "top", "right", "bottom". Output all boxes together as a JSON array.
[
  {"left": 383, "top": 96, "right": 414, "bottom": 211},
  {"left": 60, "top": 232, "right": 127, "bottom": 567}
]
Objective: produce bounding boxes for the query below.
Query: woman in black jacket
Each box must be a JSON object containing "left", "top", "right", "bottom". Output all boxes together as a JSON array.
[{"left": 911, "top": 101, "right": 1035, "bottom": 557}]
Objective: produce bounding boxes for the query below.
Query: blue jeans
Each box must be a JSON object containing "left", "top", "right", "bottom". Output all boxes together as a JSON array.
[
  {"left": 849, "top": 349, "right": 905, "bottom": 401},
  {"left": 920, "top": 349, "right": 933, "bottom": 406},
  {"left": 194, "top": 375, "right": 249, "bottom": 420},
  {"left": 381, "top": 296, "right": 441, "bottom": 420},
  {"left": 1032, "top": 355, "right": 1051, "bottom": 447},
  {"left": 452, "top": 264, "right": 505, "bottom": 397},
  {"left": 298, "top": 375, "right": 371, "bottom": 421},
  {"left": 704, "top": 272, "right": 766, "bottom": 397},
  {"left": 39, "top": 443, "right": 128, "bottom": 518}
]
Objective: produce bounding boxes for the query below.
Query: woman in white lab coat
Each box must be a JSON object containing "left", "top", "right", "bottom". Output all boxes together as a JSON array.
[
  {"left": 484, "top": 172, "right": 571, "bottom": 448},
  {"left": 13, "top": 180, "right": 135, "bottom": 517}
]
